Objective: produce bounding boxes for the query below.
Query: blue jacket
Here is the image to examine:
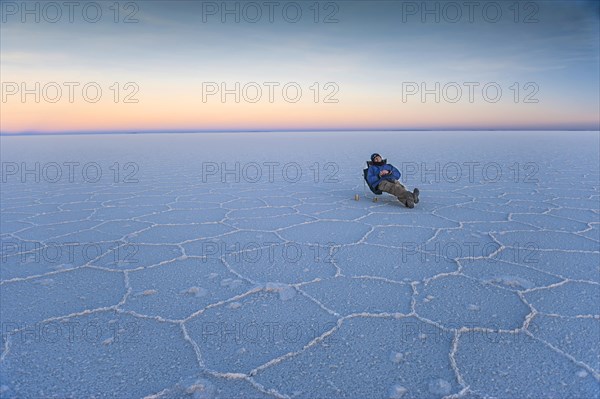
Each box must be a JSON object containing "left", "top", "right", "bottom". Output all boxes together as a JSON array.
[{"left": 366, "top": 160, "right": 401, "bottom": 190}]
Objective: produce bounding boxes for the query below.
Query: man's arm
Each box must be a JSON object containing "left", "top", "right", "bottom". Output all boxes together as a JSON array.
[{"left": 389, "top": 164, "right": 401, "bottom": 180}]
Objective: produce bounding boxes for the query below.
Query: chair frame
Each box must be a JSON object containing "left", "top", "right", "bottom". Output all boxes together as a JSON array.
[{"left": 362, "top": 160, "right": 393, "bottom": 201}]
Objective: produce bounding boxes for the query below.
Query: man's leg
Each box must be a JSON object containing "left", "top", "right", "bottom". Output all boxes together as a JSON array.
[{"left": 378, "top": 180, "right": 415, "bottom": 207}]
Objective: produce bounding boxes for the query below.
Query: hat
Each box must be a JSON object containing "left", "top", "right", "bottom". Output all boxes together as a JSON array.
[{"left": 370, "top": 153, "right": 381, "bottom": 162}]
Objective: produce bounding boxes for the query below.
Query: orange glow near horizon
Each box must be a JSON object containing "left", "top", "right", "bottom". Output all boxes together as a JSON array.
[{"left": 2, "top": 97, "right": 597, "bottom": 133}]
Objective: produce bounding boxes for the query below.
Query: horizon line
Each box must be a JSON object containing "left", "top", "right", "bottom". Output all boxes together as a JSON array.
[{"left": 2, "top": 127, "right": 599, "bottom": 136}]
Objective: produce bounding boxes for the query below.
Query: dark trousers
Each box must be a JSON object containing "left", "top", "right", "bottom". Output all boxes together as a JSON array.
[{"left": 377, "top": 180, "right": 414, "bottom": 202}]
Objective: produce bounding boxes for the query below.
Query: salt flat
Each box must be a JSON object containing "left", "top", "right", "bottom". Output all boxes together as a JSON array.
[{"left": 0, "top": 131, "right": 598, "bottom": 398}]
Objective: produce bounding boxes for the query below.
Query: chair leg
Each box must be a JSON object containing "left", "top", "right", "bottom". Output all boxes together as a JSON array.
[{"left": 363, "top": 179, "right": 373, "bottom": 199}]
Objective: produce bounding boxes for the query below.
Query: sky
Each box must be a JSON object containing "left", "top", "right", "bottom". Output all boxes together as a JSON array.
[{"left": 0, "top": 0, "right": 599, "bottom": 133}]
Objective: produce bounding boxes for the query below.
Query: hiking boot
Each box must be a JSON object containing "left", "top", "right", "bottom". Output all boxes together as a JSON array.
[{"left": 413, "top": 188, "right": 420, "bottom": 204}]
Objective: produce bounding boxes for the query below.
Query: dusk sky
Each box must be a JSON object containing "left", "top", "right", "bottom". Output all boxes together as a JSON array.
[{"left": 1, "top": 0, "right": 599, "bottom": 133}]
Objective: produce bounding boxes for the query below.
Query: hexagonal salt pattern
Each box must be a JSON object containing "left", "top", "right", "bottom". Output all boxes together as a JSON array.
[{"left": 1, "top": 131, "right": 598, "bottom": 398}]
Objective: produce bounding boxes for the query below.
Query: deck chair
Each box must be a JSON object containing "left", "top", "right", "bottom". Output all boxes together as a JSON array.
[{"left": 363, "top": 160, "right": 384, "bottom": 198}]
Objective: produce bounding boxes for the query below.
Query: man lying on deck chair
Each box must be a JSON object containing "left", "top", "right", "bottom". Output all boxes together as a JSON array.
[{"left": 366, "top": 153, "right": 420, "bottom": 208}]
